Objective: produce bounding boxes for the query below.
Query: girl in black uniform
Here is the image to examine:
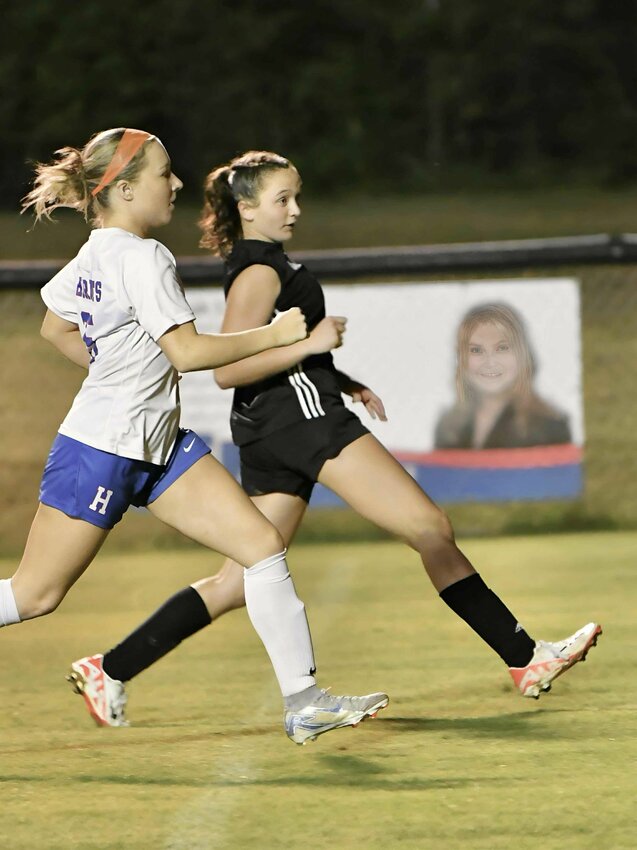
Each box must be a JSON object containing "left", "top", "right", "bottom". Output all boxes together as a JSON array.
[{"left": 71, "top": 151, "right": 601, "bottom": 726}]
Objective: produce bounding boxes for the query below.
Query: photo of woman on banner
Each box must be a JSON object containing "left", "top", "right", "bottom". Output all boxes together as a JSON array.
[{"left": 434, "top": 303, "right": 571, "bottom": 450}]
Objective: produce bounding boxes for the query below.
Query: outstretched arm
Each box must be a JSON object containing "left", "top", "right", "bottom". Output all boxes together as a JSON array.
[{"left": 40, "top": 310, "right": 90, "bottom": 369}]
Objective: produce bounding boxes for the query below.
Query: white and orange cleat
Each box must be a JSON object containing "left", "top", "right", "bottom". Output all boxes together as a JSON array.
[
  {"left": 67, "top": 654, "right": 129, "bottom": 727},
  {"left": 509, "top": 622, "right": 602, "bottom": 699}
]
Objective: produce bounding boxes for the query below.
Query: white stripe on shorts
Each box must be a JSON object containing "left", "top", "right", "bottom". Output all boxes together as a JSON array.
[
  {"left": 297, "top": 369, "right": 326, "bottom": 416},
  {"left": 288, "top": 366, "right": 324, "bottom": 419}
]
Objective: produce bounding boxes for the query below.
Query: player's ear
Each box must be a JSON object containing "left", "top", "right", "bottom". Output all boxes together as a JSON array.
[
  {"left": 237, "top": 199, "right": 255, "bottom": 222},
  {"left": 114, "top": 179, "right": 134, "bottom": 202}
]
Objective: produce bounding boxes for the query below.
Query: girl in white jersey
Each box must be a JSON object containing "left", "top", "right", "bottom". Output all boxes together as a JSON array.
[
  {"left": 72, "top": 150, "right": 601, "bottom": 726},
  {"left": 0, "top": 129, "right": 388, "bottom": 745}
]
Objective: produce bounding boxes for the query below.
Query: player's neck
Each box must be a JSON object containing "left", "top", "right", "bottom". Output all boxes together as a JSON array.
[{"left": 100, "top": 211, "right": 149, "bottom": 239}]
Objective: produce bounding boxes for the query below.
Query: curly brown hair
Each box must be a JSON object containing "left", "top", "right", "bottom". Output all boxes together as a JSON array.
[{"left": 198, "top": 151, "right": 292, "bottom": 257}]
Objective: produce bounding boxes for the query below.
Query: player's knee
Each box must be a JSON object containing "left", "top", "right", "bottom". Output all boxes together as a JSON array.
[
  {"left": 17, "top": 587, "right": 64, "bottom": 619},
  {"left": 405, "top": 505, "right": 455, "bottom": 551},
  {"left": 259, "top": 524, "right": 286, "bottom": 560},
  {"left": 240, "top": 520, "right": 285, "bottom": 567}
]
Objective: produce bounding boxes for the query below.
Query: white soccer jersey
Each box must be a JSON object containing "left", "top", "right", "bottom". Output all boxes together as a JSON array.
[{"left": 41, "top": 227, "right": 195, "bottom": 464}]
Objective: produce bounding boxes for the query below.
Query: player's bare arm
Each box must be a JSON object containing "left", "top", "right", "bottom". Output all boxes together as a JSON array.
[
  {"left": 215, "top": 265, "right": 327, "bottom": 388},
  {"left": 40, "top": 310, "right": 90, "bottom": 369},
  {"left": 334, "top": 369, "right": 387, "bottom": 421},
  {"left": 158, "top": 307, "right": 306, "bottom": 374}
]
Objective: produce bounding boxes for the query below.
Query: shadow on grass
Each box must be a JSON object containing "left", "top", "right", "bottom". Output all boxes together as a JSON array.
[
  {"left": 1, "top": 708, "right": 566, "bottom": 759},
  {"left": 383, "top": 710, "right": 556, "bottom": 739},
  {"left": 1, "top": 713, "right": 565, "bottom": 792},
  {"left": 0, "top": 770, "right": 506, "bottom": 792}
]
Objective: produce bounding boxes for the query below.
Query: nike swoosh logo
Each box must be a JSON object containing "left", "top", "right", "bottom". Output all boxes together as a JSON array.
[{"left": 183, "top": 437, "right": 196, "bottom": 453}]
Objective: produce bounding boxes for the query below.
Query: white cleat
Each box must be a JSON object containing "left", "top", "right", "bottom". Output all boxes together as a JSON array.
[
  {"left": 509, "top": 622, "right": 602, "bottom": 699},
  {"left": 284, "top": 690, "right": 389, "bottom": 745},
  {"left": 67, "top": 654, "right": 129, "bottom": 727}
]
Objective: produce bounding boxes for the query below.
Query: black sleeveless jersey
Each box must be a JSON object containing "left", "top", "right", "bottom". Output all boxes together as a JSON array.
[{"left": 224, "top": 239, "right": 345, "bottom": 445}]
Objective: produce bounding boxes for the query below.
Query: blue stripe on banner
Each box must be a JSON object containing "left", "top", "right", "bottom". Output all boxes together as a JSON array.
[
  {"left": 310, "top": 463, "right": 583, "bottom": 507},
  {"left": 221, "top": 442, "right": 582, "bottom": 507},
  {"left": 411, "top": 463, "right": 583, "bottom": 503}
]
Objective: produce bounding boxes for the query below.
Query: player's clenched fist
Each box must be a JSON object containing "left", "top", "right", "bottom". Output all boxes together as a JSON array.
[
  {"left": 307, "top": 316, "right": 347, "bottom": 354},
  {"left": 270, "top": 307, "right": 308, "bottom": 346}
]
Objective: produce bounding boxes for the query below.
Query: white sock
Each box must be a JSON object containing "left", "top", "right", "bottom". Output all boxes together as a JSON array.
[
  {"left": 0, "top": 579, "right": 21, "bottom": 627},
  {"left": 244, "top": 550, "right": 316, "bottom": 697}
]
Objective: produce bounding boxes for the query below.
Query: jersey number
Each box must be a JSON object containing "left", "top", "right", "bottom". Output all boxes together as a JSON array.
[{"left": 80, "top": 311, "right": 99, "bottom": 364}]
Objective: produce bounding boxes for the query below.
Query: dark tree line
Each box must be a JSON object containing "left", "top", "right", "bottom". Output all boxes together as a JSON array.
[{"left": 2, "top": 0, "right": 637, "bottom": 205}]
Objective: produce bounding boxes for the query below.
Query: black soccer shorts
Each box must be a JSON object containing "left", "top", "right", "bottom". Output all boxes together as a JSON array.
[{"left": 239, "top": 407, "right": 369, "bottom": 502}]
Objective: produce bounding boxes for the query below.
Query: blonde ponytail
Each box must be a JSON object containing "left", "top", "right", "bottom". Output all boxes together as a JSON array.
[
  {"left": 22, "top": 127, "right": 152, "bottom": 224},
  {"left": 22, "top": 146, "right": 91, "bottom": 222}
]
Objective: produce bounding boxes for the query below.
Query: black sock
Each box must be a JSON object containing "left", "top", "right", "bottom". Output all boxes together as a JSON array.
[
  {"left": 102, "top": 586, "right": 212, "bottom": 682},
  {"left": 439, "top": 573, "right": 535, "bottom": 668}
]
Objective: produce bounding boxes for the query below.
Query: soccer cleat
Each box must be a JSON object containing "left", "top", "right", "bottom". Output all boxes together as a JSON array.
[
  {"left": 509, "top": 622, "right": 602, "bottom": 699},
  {"left": 284, "top": 689, "right": 389, "bottom": 745},
  {"left": 67, "top": 654, "right": 129, "bottom": 727}
]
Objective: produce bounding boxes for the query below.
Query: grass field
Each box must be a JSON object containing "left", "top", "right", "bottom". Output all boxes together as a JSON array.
[{"left": 1, "top": 531, "right": 634, "bottom": 850}]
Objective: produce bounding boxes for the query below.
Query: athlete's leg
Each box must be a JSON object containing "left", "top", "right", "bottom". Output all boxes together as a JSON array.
[
  {"left": 318, "top": 434, "right": 537, "bottom": 668},
  {"left": 319, "top": 435, "right": 473, "bottom": 589},
  {"left": 192, "top": 492, "right": 308, "bottom": 615},
  {"left": 147, "top": 454, "right": 316, "bottom": 696},
  {"left": 145, "top": 454, "right": 388, "bottom": 739},
  {"left": 101, "top": 492, "right": 308, "bottom": 683},
  {"left": 148, "top": 455, "right": 285, "bottom": 564},
  {"left": 3, "top": 504, "right": 108, "bottom": 623}
]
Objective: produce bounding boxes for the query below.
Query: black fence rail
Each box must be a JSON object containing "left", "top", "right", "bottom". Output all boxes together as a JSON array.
[{"left": 3, "top": 233, "right": 637, "bottom": 289}]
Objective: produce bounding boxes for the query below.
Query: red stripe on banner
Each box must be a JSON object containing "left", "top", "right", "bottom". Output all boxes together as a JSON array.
[{"left": 393, "top": 444, "right": 583, "bottom": 469}]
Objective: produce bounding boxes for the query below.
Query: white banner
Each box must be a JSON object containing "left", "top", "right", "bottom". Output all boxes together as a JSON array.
[{"left": 181, "top": 278, "right": 583, "bottom": 504}]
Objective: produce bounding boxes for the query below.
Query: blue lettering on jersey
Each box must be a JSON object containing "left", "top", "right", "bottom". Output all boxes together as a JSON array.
[{"left": 75, "top": 276, "right": 102, "bottom": 302}]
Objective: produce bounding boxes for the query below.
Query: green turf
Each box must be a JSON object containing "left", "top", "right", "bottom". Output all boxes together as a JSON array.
[{"left": 1, "top": 532, "right": 634, "bottom": 850}]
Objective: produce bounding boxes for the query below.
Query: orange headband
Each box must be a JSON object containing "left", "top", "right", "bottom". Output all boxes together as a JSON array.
[{"left": 91, "top": 129, "right": 154, "bottom": 197}]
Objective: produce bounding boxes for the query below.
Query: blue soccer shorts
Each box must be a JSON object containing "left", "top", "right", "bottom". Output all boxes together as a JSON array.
[{"left": 39, "top": 429, "right": 210, "bottom": 529}]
